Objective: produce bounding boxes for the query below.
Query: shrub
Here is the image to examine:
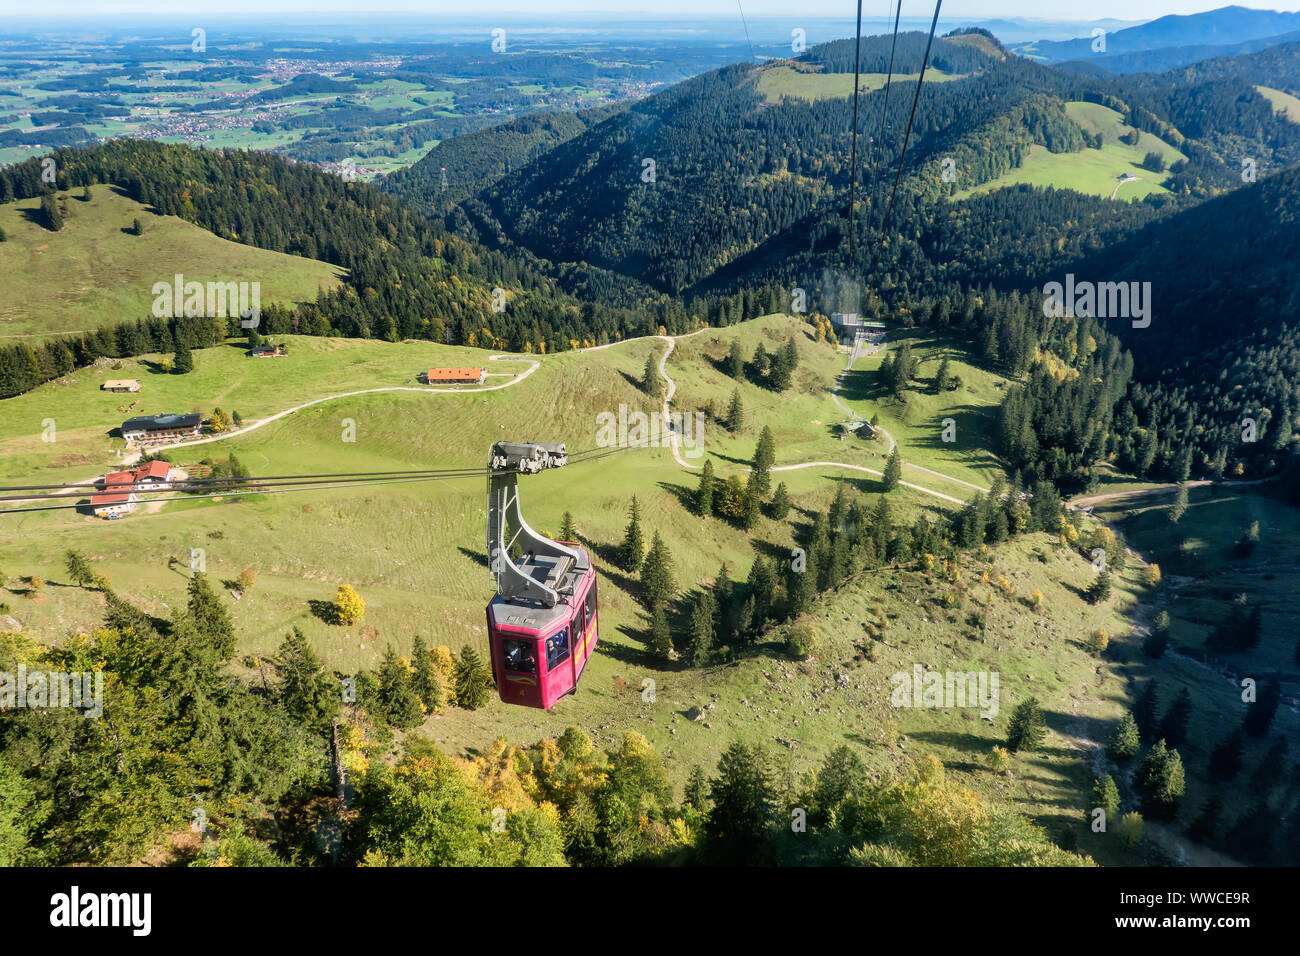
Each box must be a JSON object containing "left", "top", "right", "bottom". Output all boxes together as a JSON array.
[
  {"left": 987, "top": 745, "right": 1012, "bottom": 775},
  {"left": 334, "top": 584, "right": 365, "bottom": 625},
  {"left": 1087, "top": 628, "right": 1110, "bottom": 655},
  {"left": 1117, "top": 811, "right": 1144, "bottom": 848},
  {"left": 786, "top": 620, "right": 819, "bottom": 659}
]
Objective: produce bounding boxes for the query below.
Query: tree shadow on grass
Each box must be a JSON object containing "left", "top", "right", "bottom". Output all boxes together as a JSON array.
[
  {"left": 656, "top": 480, "right": 696, "bottom": 513},
  {"left": 908, "top": 729, "right": 994, "bottom": 756},
  {"left": 307, "top": 600, "right": 339, "bottom": 625},
  {"left": 457, "top": 546, "right": 489, "bottom": 570},
  {"left": 601, "top": 625, "right": 658, "bottom": 667},
  {"left": 711, "top": 450, "right": 752, "bottom": 467}
]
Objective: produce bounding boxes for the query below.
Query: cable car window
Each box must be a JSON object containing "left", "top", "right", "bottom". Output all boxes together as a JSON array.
[
  {"left": 546, "top": 627, "right": 571, "bottom": 670},
  {"left": 502, "top": 639, "right": 537, "bottom": 675},
  {"left": 585, "top": 582, "right": 597, "bottom": 625}
]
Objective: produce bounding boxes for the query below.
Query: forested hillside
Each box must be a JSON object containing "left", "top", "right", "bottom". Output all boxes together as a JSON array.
[
  {"left": 382, "top": 105, "right": 624, "bottom": 215},
  {"left": 429, "top": 33, "right": 1300, "bottom": 312},
  {"left": 1070, "top": 163, "right": 1300, "bottom": 481}
]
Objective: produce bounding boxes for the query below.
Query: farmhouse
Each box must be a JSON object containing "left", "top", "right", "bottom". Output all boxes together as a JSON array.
[
  {"left": 248, "top": 344, "right": 284, "bottom": 358},
  {"left": 102, "top": 379, "right": 141, "bottom": 393},
  {"left": 120, "top": 413, "right": 202, "bottom": 444},
  {"left": 89, "top": 461, "right": 175, "bottom": 517},
  {"left": 133, "top": 459, "right": 173, "bottom": 490},
  {"left": 89, "top": 487, "right": 137, "bottom": 517},
  {"left": 423, "top": 367, "right": 487, "bottom": 385}
]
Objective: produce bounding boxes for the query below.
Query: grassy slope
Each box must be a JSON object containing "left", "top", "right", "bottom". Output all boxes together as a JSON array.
[
  {"left": 0, "top": 311, "right": 1178, "bottom": 861},
  {"left": 954, "top": 102, "right": 1187, "bottom": 202},
  {"left": 0, "top": 334, "right": 497, "bottom": 488},
  {"left": 1091, "top": 484, "right": 1300, "bottom": 850},
  {"left": 756, "top": 65, "right": 960, "bottom": 103},
  {"left": 1257, "top": 85, "right": 1300, "bottom": 124},
  {"left": 0, "top": 186, "right": 344, "bottom": 338},
  {"left": 837, "top": 327, "right": 1009, "bottom": 492}
]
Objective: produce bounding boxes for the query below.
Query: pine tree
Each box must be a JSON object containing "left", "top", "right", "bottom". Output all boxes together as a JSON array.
[
  {"left": 740, "top": 483, "right": 761, "bottom": 530},
  {"left": 558, "top": 511, "right": 577, "bottom": 542},
  {"left": 1006, "top": 697, "right": 1047, "bottom": 752},
  {"left": 64, "top": 550, "right": 93, "bottom": 588},
  {"left": 828, "top": 483, "right": 851, "bottom": 536},
  {"left": 695, "top": 459, "right": 715, "bottom": 517},
  {"left": 1243, "top": 674, "right": 1281, "bottom": 738},
  {"left": 1089, "top": 774, "right": 1121, "bottom": 826},
  {"left": 187, "top": 572, "right": 235, "bottom": 658},
  {"left": 882, "top": 446, "right": 902, "bottom": 492},
  {"left": 767, "top": 336, "right": 798, "bottom": 391},
  {"left": 1108, "top": 712, "right": 1141, "bottom": 762},
  {"left": 705, "top": 742, "right": 776, "bottom": 865},
  {"left": 767, "top": 481, "right": 791, "bottom": 520},
  {"left": 642, "top": 353, "right": 661, "bottom": 398},
  {"left": 747, "top": 555, "right": 775, "bottom": 623},
  {"left": 787, "top": 549, "right": 818, "bottom": 619},
  {"left": 749, "top": 426, "right": 775, "bottom": 498},
  {"left": 1136, "top": 739, "right": 1185, "bottom": 820},
  {"left": 641, "top": 532, "right": 676, "bottom": 608},
  {"left": 378, "top": 645, "right": 423, "bottom": 728},
  {"left": 1168, "top": 483, "right": 1189, "bottom": 523},
  {"left": 173, "top": 342, "right": 194, "bottom": 374},
  {"left": 411, "top": 634, "right": 443, "bottom": 713},
  {"left": 683, "top": 589, "right": 716, "bottom": 666},
  {"left": 40, "top": 193, "right": 62, "bottom": 231},
  {"left": 724, "top": 388, "right": 744, "bottom": 432},
  {"left": 648, "top": 602, "right": 673, "bottom": 660},
  {"left": 1159, "top": 688, "right": 1192, "bottom": 749},
  {"left": 274, "top": 626, "right": 340, "bottom": 730},
  {"left": 684, "top": 765, "right": 709, "bottom": 809},
  {"left": 1209, "top": 730, "right": 1244, "bottom": 781},
  {"left": 725, "top": 339, "right": 745, "bottom": 379},
  {"left": 935, "top": 355, "right": 952, "bottom": 393},
  {"left": 455, "top": 645, "right": 492, "bottom": 710},
  {"left": 1086, "top": 569, "right": 1112, "bottom": 605},
  {"left": 1144, "top": 610, "right": 1171, "bottom": 658},
  {"left": 735, "top": 594, "right": 756, "bottom": 645},
  {"left": 619, "top": 496, "right": 645, "bottom": 571}
]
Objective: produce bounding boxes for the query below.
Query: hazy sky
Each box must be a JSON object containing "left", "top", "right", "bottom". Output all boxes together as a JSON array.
[{"left": 3, "top": 1, "right": 1299, "bottom": 21}]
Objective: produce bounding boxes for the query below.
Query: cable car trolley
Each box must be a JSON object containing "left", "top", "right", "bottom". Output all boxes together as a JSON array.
[{"left": 485, "top": 440, "right": 597, "bottom": 709}]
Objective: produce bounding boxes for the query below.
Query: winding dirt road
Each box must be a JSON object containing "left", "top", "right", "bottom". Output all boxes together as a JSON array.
[{"left": 655, "top": 333, "right": 983, "bottom": 506}]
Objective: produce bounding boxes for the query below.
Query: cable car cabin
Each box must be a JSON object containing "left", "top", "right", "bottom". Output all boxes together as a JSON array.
[{"left": 486, "top": 547, "right": 598, "bottom": 709}]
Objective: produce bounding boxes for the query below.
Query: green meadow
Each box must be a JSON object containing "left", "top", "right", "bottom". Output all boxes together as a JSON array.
[
  {"left": 5, "top": 310, "right": 1266, "bottom": 862},
  {"left": 0, "top": 186, "right": 343, "bottom": 339},
  {"left": 756, "top": 65, "right": 961, "bottom": 104},
  {"left": 1257, "top": 85, "right": 1300, "bottom": 124},
  {"left": 955, "top": 102, "right": 1187, "bottom": 202}
]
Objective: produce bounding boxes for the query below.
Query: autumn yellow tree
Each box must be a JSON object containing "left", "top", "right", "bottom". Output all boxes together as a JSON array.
[{"left": 334, "top": 584, "right": 365, "bottom": 624}]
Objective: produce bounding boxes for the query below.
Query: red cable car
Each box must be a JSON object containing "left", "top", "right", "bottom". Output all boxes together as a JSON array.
[{"left": 484, "top": 442, "right": 599, "bottom": 709}]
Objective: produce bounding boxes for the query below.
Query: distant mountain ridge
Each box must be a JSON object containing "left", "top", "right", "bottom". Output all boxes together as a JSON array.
[
  {"left": 1059, "top": 27, "right": 1300, "bottom": 74},
  {"left": 1018, "top": 5, "right": 1300, "bottom": 64}
]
